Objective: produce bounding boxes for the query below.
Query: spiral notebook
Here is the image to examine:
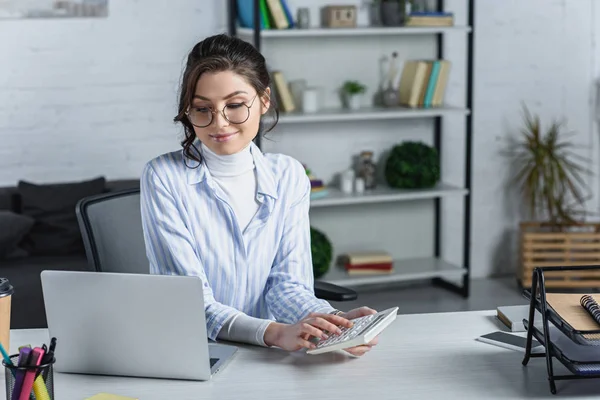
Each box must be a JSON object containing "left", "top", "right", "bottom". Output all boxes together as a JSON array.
[
  {"left": 581, "top": 295, "right": 600, "bottom": 325},
  {"left": 545, "top": 293, "right": 600, "bottom": 340}
]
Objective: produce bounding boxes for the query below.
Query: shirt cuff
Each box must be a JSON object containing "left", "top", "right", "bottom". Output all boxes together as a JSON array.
[{"left": 217, "top": 313, "right": 273, "bottom": 347}]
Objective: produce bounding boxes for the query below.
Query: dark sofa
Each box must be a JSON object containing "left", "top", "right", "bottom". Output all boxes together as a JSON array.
[{"left": 0, "top": 178, "right": 140, "bottom": 329}]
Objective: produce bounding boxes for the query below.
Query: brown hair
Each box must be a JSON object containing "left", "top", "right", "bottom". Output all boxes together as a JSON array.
[{"left": 173, "top": 34, "right": 278, "bottom": 165}]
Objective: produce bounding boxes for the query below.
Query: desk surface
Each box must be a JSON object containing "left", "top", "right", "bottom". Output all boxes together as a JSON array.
[{"left": 4, "top": 310, "right": 600, "bottom": 399}]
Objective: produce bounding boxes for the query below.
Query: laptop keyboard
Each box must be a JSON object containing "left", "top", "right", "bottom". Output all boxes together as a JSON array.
[{"left": 210, "top": 358, "right": 219, "bottom": 368}]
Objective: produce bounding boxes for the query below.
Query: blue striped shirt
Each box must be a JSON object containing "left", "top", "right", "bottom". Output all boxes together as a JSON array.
[{"left": 140, "top": 142, "right": 334, "bottom": 340}]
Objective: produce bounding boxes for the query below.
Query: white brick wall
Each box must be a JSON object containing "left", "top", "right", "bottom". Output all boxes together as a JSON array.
[
  {"left": 0, "top": 0, "right": 225, "bottom": 185},
  {"left": 1, "top": 0, "right": 599, "bottom": 278},
  {"left": 470, "top": 0, "right": 599, "bottom": 277}
]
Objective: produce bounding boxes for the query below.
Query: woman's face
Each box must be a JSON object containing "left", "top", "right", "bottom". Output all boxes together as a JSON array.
[{"left": 188, "top": 70, "right": 270, "bottom": 155}]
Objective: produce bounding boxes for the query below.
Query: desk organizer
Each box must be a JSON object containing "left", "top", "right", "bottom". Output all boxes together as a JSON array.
[
  {"left": 3, "top": 354, "right": 55, "bottom": 400},
  {"left": 522, "top": 265, "right": 600, "bottom": 394}
]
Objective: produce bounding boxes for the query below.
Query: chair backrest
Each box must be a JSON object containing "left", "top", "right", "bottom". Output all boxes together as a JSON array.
[
  {"left": 76, "top": 188, "right": 358, "bottom": 301},
  {"left": 76, "top": 189, "right": 149, "bottom": 274}
]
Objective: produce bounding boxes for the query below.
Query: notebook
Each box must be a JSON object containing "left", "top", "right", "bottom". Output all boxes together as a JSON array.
[
  {"left": 546, "top": 293, "right": 600, "bottom": 340},
  {"left": 581, "top": 295, "right": 600, "bottom": 325}
]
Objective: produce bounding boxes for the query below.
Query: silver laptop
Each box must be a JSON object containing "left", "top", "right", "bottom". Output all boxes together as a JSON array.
[{"left": 40, "top": 270, "right": 237, "bottom": 381}]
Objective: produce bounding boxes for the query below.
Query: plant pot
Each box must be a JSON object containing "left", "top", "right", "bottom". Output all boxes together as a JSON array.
[
  {"left": 347, "top": 94, "right": 362, "bottom": 110},
  {"left": 519, "top": 221, "right": 600, "bottom": 289},
  {"left": 380, "top": 1, "right": 405, "bottom": 26}
]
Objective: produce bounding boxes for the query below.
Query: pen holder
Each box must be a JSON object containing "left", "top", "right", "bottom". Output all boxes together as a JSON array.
[{"left": 3, "top": 354, "right": 55, "bottom": 400}]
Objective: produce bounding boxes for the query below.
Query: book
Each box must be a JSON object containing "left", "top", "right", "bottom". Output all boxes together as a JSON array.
[
  {"left": 496, "top": 305, "right": 529, "bottom": 332},
  {"left": 346, "top": 268, "right": 393, "bottom": 275},
  {"left": 338, "top": 251, "right": 393, "bottom": 266},
  {"left": 431, "top": 60, "right": 451, "bottom": 106},
  {"left": 236, "top": 0, "right": 268, "bottom": 29},
  {"left": 271, "top": 71, "right": 296, "bottom": 112},
  {"left": 345, "top": 262, "right": 393, "bottom": 271},
  {"left": 397, "top": 60, "right": 430, "bottom": 108},
  {"left": 581, "top": 295, "right": 600, "bottom": 326},
  {"left": 265, "top": 0, "right": 289, "bottom": 29}
]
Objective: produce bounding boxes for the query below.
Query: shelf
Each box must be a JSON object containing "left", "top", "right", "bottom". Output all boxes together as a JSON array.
[
  {"left": 310, "top": 183, "right": 467, "bottom": 208},
  {"left": 237, "top": 26, "right": 472, "bottom": 38},
  {"left": 318, "top": 257, "right": 466, "bottom": 287},
  {"left": 278, "top": 106, "right": 469, "bottom": 124}
]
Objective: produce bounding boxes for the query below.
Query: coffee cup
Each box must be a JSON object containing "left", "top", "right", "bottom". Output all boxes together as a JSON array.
[{"left": 0, "top": 278, "right": 14, "bottom": 352}]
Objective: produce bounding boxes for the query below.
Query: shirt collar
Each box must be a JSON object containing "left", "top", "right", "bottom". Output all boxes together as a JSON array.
[{"left": 184, "top": 141, "right": 278, "bottom": 200}]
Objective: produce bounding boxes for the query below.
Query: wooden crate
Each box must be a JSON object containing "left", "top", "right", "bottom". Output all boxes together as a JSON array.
[{"left": 519, "top": 221, "right": 600, "bottom": 288}]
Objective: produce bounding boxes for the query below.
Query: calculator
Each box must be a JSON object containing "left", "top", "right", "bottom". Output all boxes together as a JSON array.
[{"left": 306, "top": 307, "right": 399, "bottom": 355}]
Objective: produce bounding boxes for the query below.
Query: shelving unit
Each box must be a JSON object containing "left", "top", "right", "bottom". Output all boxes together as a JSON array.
[
  {"left": 227, "top": 0, "right": 474, "bottom": 297},
  {"left": 236, "top": 25, "right": 472, "bottom": 38},
  {"left": 310, "top": 183, "right": 467, "bottom": 208},
  {"left": 278, "top": 105, "right": 470, "bottom": 124}
]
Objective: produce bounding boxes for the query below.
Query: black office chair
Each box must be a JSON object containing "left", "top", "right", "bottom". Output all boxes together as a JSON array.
[{"left": 75, "top": 189, "right": 357, "bottom": 302}]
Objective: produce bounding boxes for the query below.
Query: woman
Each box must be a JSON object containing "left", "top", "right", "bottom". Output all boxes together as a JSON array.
[{"left": 140, "top": 34, "right": 379, "bottom": 356}]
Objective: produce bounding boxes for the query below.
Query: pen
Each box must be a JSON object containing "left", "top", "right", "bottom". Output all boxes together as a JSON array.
[
  {"left": 11, "top": 347, "right": 31, "bottom": 400},
  {"left": 19, "top": 347, "right": 44, "bottom": 400},
  {"left": 0, "top": 341, "right": 12, "bottom": 366}
]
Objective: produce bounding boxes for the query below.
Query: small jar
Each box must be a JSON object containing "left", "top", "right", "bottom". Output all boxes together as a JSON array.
[
  {"left": 357, "top": 151, "right": 377, "bottom": 189},
  {"left": 302, "top": 87, "right": 319, "bottom": 113},
  {"left": 297, "top": 7, "right": 310, "bottom": 29},
  {"left": 354, "top": 177, "right": 365, "bottom": 194},
  {"left": 340, "top": 169, "right": 354, "bottom": 194}
]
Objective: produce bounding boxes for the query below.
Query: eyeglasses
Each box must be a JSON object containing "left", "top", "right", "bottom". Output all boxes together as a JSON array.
[{"left": 185, "top": 94, "right": 259, "bottom": 128}]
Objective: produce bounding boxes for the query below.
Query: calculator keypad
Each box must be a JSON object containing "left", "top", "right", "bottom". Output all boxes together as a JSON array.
[{"left": 315, "top": 313, "right": 380, "bottom": 348}]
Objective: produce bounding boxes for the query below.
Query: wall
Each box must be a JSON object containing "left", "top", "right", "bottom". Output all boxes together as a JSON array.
[
  {"left": 0, "top": 0, "right": 226, "bottom": 186},
  {"left": 472, "top": 0, "right": 600, "bottom": 278},
  {"left": 2, "top": 0, "right": 600, "bottom": 278}
]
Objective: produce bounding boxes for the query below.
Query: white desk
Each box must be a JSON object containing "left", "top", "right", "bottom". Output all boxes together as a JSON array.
[{"left": 4, "top": 310, "right": 600, "bottom": 399}]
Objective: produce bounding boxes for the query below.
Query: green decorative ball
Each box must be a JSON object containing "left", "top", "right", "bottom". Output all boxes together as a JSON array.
[
  {"left": 384, "top": 141, "right": 440, "bottom": 189},
  {"left": 310, "top": 226, "right": 332, "bottom": 279}
]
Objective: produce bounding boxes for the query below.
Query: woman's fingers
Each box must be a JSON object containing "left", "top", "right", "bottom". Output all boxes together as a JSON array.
[
  {"left": 308, "top": 317, "right": 343, "bottom": 335},
  {"left": 307, "top": 313, "right": 353, "bottom": 329},
  {"left": 298, "top": 337, "right": 317, "bottom": 350},
  {"left": 344, "top": 345, "right": 371, "bottom": 356},
  {"left": 300, "top": 322, "right": 326, "bottom": 340},
  {"left": 368, "top": 336, "right": 379, "bottom": 346}
]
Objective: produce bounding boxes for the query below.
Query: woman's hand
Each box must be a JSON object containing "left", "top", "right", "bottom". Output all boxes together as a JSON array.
[
  {"left": 264, "top": 312, "right": 353, "bottom": 352},
  {"left": 339, "top": 306, "right": 379, "bottom": 356}
]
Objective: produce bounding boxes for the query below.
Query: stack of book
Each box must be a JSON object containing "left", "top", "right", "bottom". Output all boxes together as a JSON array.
[
  {"left": 304, "top": 165, "right": 328, "bottom": 200},
  {"left": 236, "top": 0, "right": 294, "bottom": 30},
  {"left": 405, "top": 11, "right": 454, "bottom": 27},
  {"left": 397, "top": 59, "right": 451, "bottom": 108},
  {"left": 339, "top": 251, "right": 394, "bottom": 275}
]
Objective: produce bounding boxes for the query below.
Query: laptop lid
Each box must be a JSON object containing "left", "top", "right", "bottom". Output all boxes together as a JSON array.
[{"left": 41, "top": 270, "right": 233, "bottom": 381}]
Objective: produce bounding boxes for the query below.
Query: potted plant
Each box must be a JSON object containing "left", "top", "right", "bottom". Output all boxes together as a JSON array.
[
  {"left": 508, "top": 104, "right": 597, "bottom": 288},
  {"left": 380, "top": 0, "right": 410, "bottom": 26},
  {"left": 342, "top": 80, "right": 366, "bottom": 110},
  {"left": 384, "top": 141, "right": 440, "bottom": 189},
  {"left": 310, "top": 226, "right": 333, "bottom": 279}
]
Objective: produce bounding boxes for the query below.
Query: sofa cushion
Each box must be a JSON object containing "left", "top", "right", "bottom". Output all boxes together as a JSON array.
[
  {"left": 0, "top": 211, "right": 34, "bottom": 259},
  {"left": 18, "top": 177, "right": 106, "bottom": 256},
  {"left": 0, "top": 187, "right": 18, "bottom": 212}
]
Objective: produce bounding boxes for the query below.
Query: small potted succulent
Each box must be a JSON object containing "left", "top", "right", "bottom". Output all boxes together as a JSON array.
[{"left": 342, "top": 80, "right": 367, "bottom": 110}]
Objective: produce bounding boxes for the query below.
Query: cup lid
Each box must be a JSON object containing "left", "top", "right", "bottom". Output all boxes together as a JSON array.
[{"left": 0, "top": 278, "right": 14, "bottom": 298}]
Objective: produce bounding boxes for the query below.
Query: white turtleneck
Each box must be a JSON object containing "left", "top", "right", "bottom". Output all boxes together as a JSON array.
[
  {"left": 201, "top": 143, "right": 272, "bottom": 347},
  {"left": 201, "top": 142, "right": 259, "bottom": 232}
]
